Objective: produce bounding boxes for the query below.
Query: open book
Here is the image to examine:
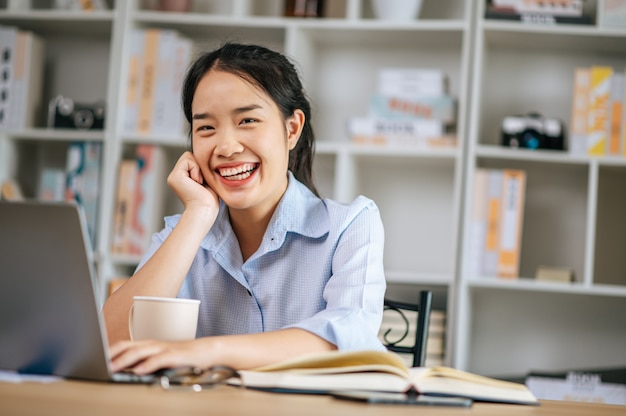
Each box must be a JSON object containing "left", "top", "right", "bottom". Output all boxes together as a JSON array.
[{"left": 229, "top": 350, "right": 539, "bottom": 405}]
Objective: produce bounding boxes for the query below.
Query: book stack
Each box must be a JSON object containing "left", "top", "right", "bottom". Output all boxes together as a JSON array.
[
  {"left": 569, "top": 66, "right": 626, "bottom": 157},
  {"left": 347, "top": 68, "right": 457, "bottom": 149},
  {"left": 37, "top": 142, "right": 102, "bottom": 249},
  {"left": 111, "top": 144, "right": 168, "bottom": 256},
  {"left": 525, "top": 367, "right": 626, "bottom": 405},
  {"left": 468, "top": 168, "right": 526, "bottom": 279},
  {"left": 0, "top": 26, "right": 45, "bottom": 130},
  {"left": 378, "top": 308, "right": 446, "bottom": 368},
  {"left": 123, "top": 28, "right": 193, "bottom": 139},
  {"left": 485, "top": 0, "right": 593, "bottom": 25}
]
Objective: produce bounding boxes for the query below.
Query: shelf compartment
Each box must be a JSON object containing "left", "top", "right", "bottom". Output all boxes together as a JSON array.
[
  {"left": 593, "top": 165, "right": 626, "bottom": 287},
  {"left": 350, "top": 155, "right": 458, "bottom": 278},
  {"left": 467, "top": 289, "right": 626, "bottom": 378},
  {"left": 476, "top": 158, "right": 589, "bottom": 284}
]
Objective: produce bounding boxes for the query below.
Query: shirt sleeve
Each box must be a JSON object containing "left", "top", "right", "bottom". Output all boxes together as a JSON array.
[{"left": 285, "top": 197, "right": 387, "bottom": 351}]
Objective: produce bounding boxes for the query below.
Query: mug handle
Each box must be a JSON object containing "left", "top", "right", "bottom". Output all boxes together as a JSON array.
[{"left": 128, "top": 303, "right": 135, "bottom": 341}]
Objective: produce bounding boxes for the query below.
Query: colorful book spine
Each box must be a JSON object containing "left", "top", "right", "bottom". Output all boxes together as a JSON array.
[
  {"left": 497, "top": 169, "right": 526, "bottom": 279},
  {"left": 112, "top": 159, "right": 139, "bottom": 255},
  {"left": 130, "top": 144, "right": 166, "bottom": 254},
  {"left": 368, "top": 94, "right": 456, "bottom": 124},
  {"left": 469, "top": 168, "right": 488, "bottom": 278},
  {"left": 587, "top": 66, "right": 613, "bottom": 156},
  {"left": 482, "top": 169, "right": 503, "bottom": 278},
  {"left": 569, "top": 67, "right": 590, "bottom": 155},
  {"left": 607, "top": 72, "right": 624, "bottom": 156},
  {"left": 123, "top": 29, "right": 144, "bottom": 134},
  {"left": 65, "top": 142, "right": 102, "bottom": 248},
  {"left": 137, "top": 29, "right": 160, "bottom": 135}
]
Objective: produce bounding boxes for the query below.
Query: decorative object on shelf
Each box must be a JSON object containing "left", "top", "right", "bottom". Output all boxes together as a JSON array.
[
  {"left": 501, "top": 112, "right": 566, "bottom": 151},
  {"left": 0, "top": 179, "right": 24, "bottom": 201},
  {"left": 48, "top": 95, "right": 105, "bottom": 130},
  {"left": 158, "top": 0, "right": 192, "bottom": 13},
  {"left": 371, "top": 0, "right": 423, "bottom": 21},
  {"left": 534, "top": 266, "right": 574, "bottom": 283},
  {"left": 284, "top": 0, "right": 325, "bottom": 18}
]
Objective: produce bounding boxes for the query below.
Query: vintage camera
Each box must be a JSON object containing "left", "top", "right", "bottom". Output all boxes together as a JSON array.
[
  {"left": 501, "top": 113, "right": 566, "bottom": 150},
  {"left": 48, "top": 95, "right": 105, "bottom": 130}
]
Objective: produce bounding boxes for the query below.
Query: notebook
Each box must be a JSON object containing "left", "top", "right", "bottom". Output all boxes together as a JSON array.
[{"left": 0, "top": 200, "right": 152, "bottom": 383}]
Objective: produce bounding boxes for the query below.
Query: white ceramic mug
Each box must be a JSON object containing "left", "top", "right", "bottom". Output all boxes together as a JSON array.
[{"left": 128, "top": 296, "right": 200, "bottom": 341}]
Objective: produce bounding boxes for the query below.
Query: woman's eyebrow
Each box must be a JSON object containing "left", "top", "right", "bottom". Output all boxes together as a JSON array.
[{"left": 192, "top": 104, "right": 263, "bottom": 121}]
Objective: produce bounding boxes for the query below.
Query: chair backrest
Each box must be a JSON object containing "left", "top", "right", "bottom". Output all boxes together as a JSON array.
[{"left": 380, "top": 290, "right": 433, "bottom": 367}]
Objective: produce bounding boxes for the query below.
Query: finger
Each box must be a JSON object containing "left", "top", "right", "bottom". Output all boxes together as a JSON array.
[{"left": 110, "top": 341, "right": 164, "bottom": 373}]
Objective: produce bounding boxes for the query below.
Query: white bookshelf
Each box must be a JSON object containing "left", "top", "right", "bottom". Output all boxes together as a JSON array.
[
  {"left": 456, "top": 0, "right": 626, "bottom": 377},
  {"left": 2, "top": 0, "right": 624, "bottom": 378}
]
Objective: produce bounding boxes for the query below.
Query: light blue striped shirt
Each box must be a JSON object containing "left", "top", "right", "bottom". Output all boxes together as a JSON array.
[{"left": 138, "top": 172, "right": 386, "bottom": 351}]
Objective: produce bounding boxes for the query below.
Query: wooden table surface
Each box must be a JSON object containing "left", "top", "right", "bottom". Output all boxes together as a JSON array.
[{"left": 1, "top": 379, "right": 625, "bottom": 416}]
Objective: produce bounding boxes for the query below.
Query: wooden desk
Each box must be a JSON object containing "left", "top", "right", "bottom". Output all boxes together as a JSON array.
[{"left": 1, "top": 380, "right": 624, "bottom": 416}]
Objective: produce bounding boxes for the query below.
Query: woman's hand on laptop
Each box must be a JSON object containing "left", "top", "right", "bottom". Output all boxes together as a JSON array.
[{"left": 109, "top": 339, "right": 213, "bottom": 375}]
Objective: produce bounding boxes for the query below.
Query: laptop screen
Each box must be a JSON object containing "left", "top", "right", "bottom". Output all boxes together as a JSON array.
[{"left": 0, "top": 201, "right": 113, "bottom": 381}]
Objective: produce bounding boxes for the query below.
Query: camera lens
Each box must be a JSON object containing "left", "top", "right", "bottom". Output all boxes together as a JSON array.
[{"left": 522, "top": 131, "right": 541, "bottom": 149}]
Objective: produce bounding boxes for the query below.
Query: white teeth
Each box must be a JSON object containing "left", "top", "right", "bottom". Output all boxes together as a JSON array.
[{"left": 219, "top": 163, "right": 257, "bottom": 180}]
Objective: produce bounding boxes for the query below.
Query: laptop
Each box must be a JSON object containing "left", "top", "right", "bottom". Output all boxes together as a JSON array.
[{"left": 0, "top": 200, "right": 152, "bottom": 383}]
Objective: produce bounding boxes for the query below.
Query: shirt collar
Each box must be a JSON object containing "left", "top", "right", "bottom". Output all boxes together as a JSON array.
[{"left": 200, "top": 171, "right": 329, "bottom": 253}]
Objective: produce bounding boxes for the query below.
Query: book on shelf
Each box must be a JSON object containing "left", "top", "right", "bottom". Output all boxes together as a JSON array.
[
  {"left": 368, "top": 94, "right": 456, "bottom": 125},
  {"left": 38, "top": 168, "right": 66, "bottom": 202},
  {"left": 226, "top": 350, "right": 539, "bottom": 405},
  {"left": 112, "top": 145, "right": 168, "bottom": 256},
  {"left": 112, "top": 159, "right": 140, "bottom": 255},
  {"left": 377, "top": 68, "right": 448, "bottom": 99},
  {"left": 484, "top": 3, "right": 593, "bottom": 25},
  {"left": 607, "top": 72, "right": 624, "bottom": 156},
  {"left": 587, "top": 66, "right": 613, "bottom": 156},
  {"left": 489, "top": 0, "right": 585, "bottom": 17},
  {"left": 0, "top": 26, "right": 45, "bottom": 131},
  {"left": 601, "top": 0, "right": 626, "bottom": 28},
  {"left": 65, "top": 142, "right": 102, "bottom": 249},
  {"left": 470, "top": 168, "right": 526, "bottom": 279},
  {"left": 125, "top": 28, "right": 193, "bottom": 138},
  {"left": 569, "top": 67, "right": 591, "bottom": 155},
  {"left": 525, "top": 367, "right": 626, "bottom": 405}
]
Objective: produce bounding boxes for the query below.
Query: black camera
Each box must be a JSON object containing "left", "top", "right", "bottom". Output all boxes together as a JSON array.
[
  {"left": 501, "top": 113, "right": 566, "bottom": 150},
  {"left": 48, "top": 95, "right": 105, "bottom": 130}
]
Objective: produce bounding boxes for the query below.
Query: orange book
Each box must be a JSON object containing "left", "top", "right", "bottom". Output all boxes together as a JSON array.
[
  {"left": 111, "top": 159, "right": 139, "bottom": 254},
  {"left": 607, "top": 72, "right": 624, "bottom": 156},
  {"left": 137, "top": 29, "right": 160, "bottom": 135},
  {"left": 587, "top": 66, "right": 613, "bottom": 156},
  {"left": 497, "top": 170, "right": 526, "bottom": 279},
  {"left": 482, "top": 170, "right": 503, "bottom": 277}
]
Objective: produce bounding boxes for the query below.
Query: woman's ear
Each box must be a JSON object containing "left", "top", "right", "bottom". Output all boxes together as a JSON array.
[{"left": 286, "top": 109, "right": 305, "bottom": 150}]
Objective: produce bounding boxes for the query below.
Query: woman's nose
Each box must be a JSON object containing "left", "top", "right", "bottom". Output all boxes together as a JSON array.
[{"left": 214, "top": 130, "right": 244, "bottom": 157}]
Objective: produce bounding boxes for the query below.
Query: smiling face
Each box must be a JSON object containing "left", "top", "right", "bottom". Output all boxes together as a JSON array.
[{"left": 190, "top": 69, "right": 304, "bottom": 218}]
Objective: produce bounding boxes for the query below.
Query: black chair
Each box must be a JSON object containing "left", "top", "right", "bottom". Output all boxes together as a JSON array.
[{"left": 380, "top": 290, "right": 433, "bottom": 367}]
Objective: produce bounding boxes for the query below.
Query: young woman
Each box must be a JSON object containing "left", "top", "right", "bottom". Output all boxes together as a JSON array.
[{"left": 104, "top": 43, "right": 386, "bottom": 374}]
